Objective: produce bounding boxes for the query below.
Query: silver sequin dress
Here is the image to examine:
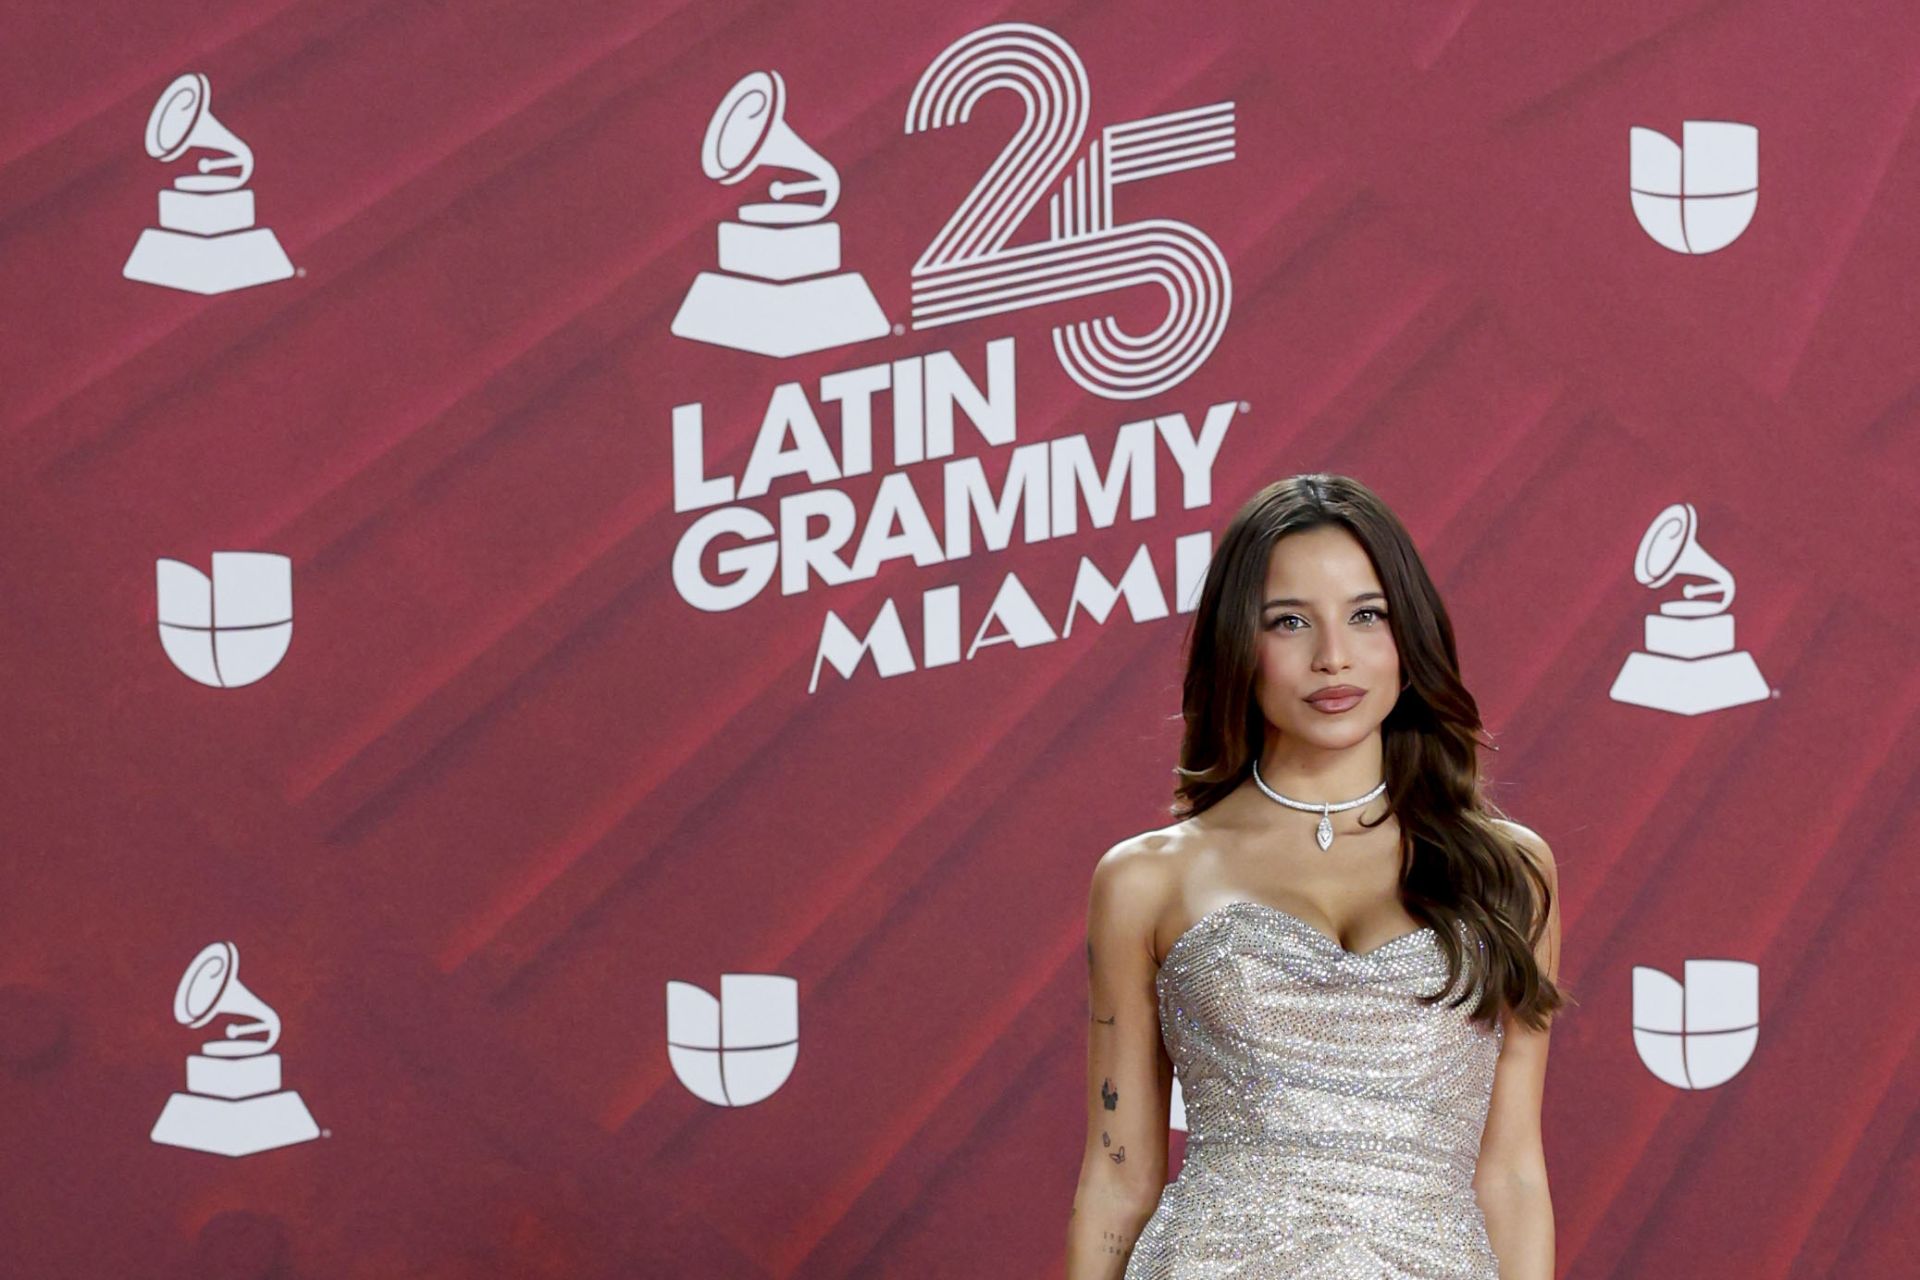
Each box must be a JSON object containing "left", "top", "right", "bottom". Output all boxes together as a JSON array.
[{"left": 1124, "top": 901, "right": 1506, "bottom": 1279}]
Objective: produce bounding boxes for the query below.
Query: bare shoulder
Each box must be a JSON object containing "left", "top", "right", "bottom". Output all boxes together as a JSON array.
[
  {"left": 1088, "top": 824, "right": 1194, "bottom": 940},
  {"left": 1090, "top": 824, "right": 1183, "bottom": 896},
  {"left": 1491, "top": 818, "right": 1557, "bottom": 880}
]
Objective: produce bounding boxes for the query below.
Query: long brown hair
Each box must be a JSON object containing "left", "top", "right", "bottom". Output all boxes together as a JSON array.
[{"left": 1172, "top": 474, "right": 1569, "bottom": 1032}]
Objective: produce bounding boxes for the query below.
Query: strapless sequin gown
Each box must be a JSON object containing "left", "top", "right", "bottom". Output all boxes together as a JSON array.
[{"left": 1123, "top": 901, "right": 1506, "bottom": 1279}]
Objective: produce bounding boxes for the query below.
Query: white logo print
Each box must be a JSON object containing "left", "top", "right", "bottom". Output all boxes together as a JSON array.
[
  {"left": 1609, "top": 502, "right": 1768, "bottom": 715},
  {"left": 156, "top": 552, "right": 293, "bottom": 688},
  {"left": 1629, "top": 120, "right": 1757, "bottom": 254},
  {"left": 905, "top": 23, "right": 1235, "bottom": 400},
  {"left": 151, "top": 942, "right": 322, "bottom": 1156},
  {"left": 671, "top": 71, "right": 889, "bottom": 357},
  {"left": 1632, "top": 957, "right": 1758, "bottom": 1089},
  {"left": 123, "top": 73, "right": 295, "bottom": 294},
  {"left": 665, "top": 973, "right": 798, "bottom": 1106}
]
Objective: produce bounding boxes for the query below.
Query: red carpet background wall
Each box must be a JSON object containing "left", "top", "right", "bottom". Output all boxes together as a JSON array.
[{"left": 3, "top": 1, "right": 1918, "bottom": 1276}]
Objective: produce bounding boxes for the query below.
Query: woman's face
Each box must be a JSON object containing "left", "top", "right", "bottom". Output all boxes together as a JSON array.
[{"left": 1252, "top": 525, "right": 1401, "bottom": 746}]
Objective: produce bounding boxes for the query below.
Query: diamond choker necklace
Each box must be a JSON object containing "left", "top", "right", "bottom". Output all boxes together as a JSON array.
[{"left": 1251, "top": 760, "right": 1388, "bottom": 851}]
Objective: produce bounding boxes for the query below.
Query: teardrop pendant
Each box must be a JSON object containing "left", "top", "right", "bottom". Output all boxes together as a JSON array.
[{"left": 1316, "top": 811, "right": 1334, "bottom": 850}]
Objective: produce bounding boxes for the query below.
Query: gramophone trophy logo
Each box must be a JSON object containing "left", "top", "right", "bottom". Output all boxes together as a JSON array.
[
  {"left": 150, "top": 942, "right": 321, "bottom": 1157},
  {"left": 156, "top": 552, "right": 293, "bottom": 687},
  {"left": 1609, "top": 502, "right": 1769, "bottom": 715},
  {"left": 1629, "top": 120, "right": 1758, "bottom": 255},
  {"left": 670, "top": 70, "right": 889, "bottom": 357},
  {"left": 123, "top": 73, "right": 296, "bottom": 295}
]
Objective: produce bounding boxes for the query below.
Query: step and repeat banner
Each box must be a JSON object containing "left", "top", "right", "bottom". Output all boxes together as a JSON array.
[{"left": 3, "top": 1, "right": 1916, "bottom": 1277}]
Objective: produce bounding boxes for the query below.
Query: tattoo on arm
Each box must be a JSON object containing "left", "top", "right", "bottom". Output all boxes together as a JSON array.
[
  {"left": 1088, "top": 941, "right": 1117, "bottom": 1023},
  {"left": 1100, "top": 1229, "right": 1135, "bottom": 1256},
  {"left": 1101, "top": 1078, "right": 1118, "bottom": 1110},
  {"left": 1091, "top": 1011, "right": 1115, "bottom": 1025}
]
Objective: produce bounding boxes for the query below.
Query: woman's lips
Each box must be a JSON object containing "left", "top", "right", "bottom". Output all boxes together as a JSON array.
[{"left": 1305, "top": 690, "right": 1365, "bottom": 713}]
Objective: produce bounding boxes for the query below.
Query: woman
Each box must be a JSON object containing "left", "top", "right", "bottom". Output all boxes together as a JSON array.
[{"left": 1065, "top": 475, "right": 1568, "bottom": 1278}]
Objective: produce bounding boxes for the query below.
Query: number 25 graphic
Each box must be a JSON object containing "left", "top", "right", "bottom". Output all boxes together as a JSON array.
[{"left": 905, "top": 23, "right": 1235, "bottom": 401}]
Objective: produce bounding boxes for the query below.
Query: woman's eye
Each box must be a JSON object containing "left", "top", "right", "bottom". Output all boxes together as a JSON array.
[{"left": 1267, "top": 609, "right": 1386, "bottom": 631}]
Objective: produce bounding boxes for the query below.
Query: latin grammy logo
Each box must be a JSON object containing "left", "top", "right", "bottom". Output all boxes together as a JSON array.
[
  {"left": 150, "top": 942, "right": 321, "bottom": 1157},
  {"left": 903, "top": 23, "right": 1237, "bottom": 401},
  {"left": 1608, "top": 502, "right": 1769, "bottom": 715},
  {"left": 670, "top": 70, "right": 888, "bottom": 358},
  {"left": 122, "top": 73, "right": 296, "bottom": 295}
]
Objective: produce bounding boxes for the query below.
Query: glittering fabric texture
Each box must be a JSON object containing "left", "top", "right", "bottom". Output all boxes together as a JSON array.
[{"left": 1123, "top": 901, "right": 1506, "bottom": 1279}]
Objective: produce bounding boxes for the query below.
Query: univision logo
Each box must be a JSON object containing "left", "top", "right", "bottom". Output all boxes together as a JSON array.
[
  {"left": 1632, "top": 957, "right": 1759, "bottom": 1089},
  {"left": 1629, "top": 120, "right": 1757, "bottom": 255},
  {"left": 666, "top": 973, "right": 798, "bottom": 1106},
  {"left": 156, "top": 552, "right": 293, "bottom": 687}
]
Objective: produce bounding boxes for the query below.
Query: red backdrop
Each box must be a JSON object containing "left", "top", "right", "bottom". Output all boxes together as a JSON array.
[{"left": 3, "top": 0, "right": 1918, "bottom": 1276}]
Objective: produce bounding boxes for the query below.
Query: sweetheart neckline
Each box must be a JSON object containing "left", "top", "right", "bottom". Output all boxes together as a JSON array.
[{"left": 1157, "top": 899, "right": 1437, "bottom": 970}]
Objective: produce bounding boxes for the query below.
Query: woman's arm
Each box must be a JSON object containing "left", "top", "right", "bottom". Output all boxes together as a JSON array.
[
  {"left": 1474, "top": 821, "right": 1562, "bottom": 1279},
  {"left": 1065, "top": 839, "right": 1174, "bottom": 1279},
  {"left": 1478, "top": 1173, "right": 1554, "bottom": 1280}
]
